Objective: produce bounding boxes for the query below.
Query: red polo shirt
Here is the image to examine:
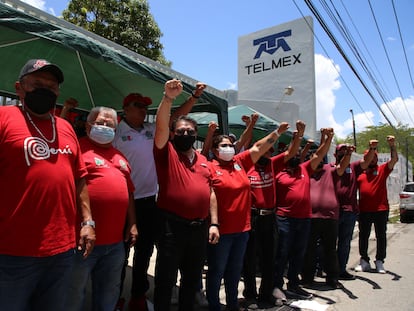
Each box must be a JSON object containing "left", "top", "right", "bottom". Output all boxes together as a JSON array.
[
  {"left": 154, "top": 142, "right": 212, "bottom": 220},
  {"left": 210, "top": 150, "right": 254, "bottom": 234}
]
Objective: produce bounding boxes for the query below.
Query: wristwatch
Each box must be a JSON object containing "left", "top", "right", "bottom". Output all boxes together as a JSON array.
[{"left": 81, "top": 220, "right": 96, "bottom": 228}]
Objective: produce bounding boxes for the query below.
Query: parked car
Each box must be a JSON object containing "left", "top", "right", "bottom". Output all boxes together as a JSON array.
[{"left": 399, "top": 182, "right": 414, "bottom": 223}]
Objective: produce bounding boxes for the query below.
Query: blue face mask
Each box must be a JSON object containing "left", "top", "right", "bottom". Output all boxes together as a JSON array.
[{"left": 89, "top": 124, "right": 115, "bottom": 144}]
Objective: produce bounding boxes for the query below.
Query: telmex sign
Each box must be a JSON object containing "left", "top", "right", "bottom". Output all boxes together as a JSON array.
[
  {"left": 244, "top": 30, "right": 302, "bottom": 75},
  {"left": 237, "top": 16, "right": 316, "bottom": 139}
]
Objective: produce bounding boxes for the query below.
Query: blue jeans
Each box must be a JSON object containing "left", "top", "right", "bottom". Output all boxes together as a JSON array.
[
  {"left": 0, "top": 249, "right": 75, "bottom": 311},
  {"left": 274, "top": 216, "right": 311, "bottom": 289},
  {"left": 207, "top": 231, "right": 249, "bottom": 311},
  {"left": 337, "top": 211, "right": 357, "bottom": 274},
  {"left": 154, "top": 212, "right": 207, "bottom": 311},
  {"left": 66, "top": 241, "right": 125, "bottom": 311}
]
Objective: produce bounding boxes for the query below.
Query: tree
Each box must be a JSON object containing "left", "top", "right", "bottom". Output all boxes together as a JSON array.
[
  {"left": 62, "top": 0, "right": 171, "bottom": 66},
  {"left": 338, "top": 123, "right": 414, "bottom": 166}
]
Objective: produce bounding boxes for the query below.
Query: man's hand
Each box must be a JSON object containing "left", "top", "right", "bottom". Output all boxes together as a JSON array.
[
  {"left": 277, "top": 122, "right": 290, "bottom": 135},
  {"left": 164, "top": 79, "right": 183, "bottom": 100},
  {"left": 387, "top": 135, "right": 395, "bottom": 147},
  {"left": 296, "top": 120, "right": 306, "bottom": 137},
  {"left": 193, "top": 82, "right": 207, "bottom": 97},
  {"left": 208, "top": 226, "right": 220, "bottom": 244},
  {"left": 369, "top": 139, "right": 379, "bottom": 149},
  {"left": 78, "top": 226, "right": 96, "bottom": 258},
  {"left": 207, "top": 121, "right": 218, "bottom": 133}
]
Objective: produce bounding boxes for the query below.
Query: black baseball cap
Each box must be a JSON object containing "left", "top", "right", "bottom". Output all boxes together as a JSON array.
[{"left": 19, "top": 59, "right": 64, "bottom": 83}]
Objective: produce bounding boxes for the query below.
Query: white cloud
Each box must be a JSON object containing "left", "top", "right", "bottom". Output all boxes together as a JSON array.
[
  {"left": 314, "top": 54, "right": 376, "bottom": 139},
  {"left": 379, "top": 96, "right": 414, "bottom": 127},
  {"left": 314, "top": 54, "right": 343, "bottom": 133},
  {"left": 387, "top": 36, "right": 396, "bottom": 41},
  {"left": 226, "top": 82, "right": 237, "bottom": 90}
]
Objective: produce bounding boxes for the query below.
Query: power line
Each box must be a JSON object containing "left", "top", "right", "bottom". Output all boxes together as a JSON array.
[
  {"left": 302, "top": 0, "right": 396, "bottom": 129},
  {"left": 391, "top": 0, "right": 414, "bottom": 90},
  {"left": 291, "top": 0, "right": 373, "bottom": 124},
  {"left": 367, "top": 0, "right": 414, "bottom": 125}
]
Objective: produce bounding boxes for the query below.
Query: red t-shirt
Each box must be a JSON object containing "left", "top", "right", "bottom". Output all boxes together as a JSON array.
[
  {"left": 247, "top": 153, "right": 285, "bottom": 209},
  {"left": 80, "top": 138, "right": 135, "bottom": 245},
  {"left": 0, "top": 106, "right": 87, "bottom": 257},
  {"left": 310, "top": 164, "right": 340, "bottom": 220},
  {"left": 358, "top": 163, "right": 392, "bottom": 213},
  {"left": 275, "top": 160, "right": 314, "bottom": 218},
  {"left": 333, "top": 161, "right": 363, "bottom": 213},
  {"left": 210, "top": 150, "right": 254, "bottom": 234},
  {"left": 154, "top": 142, "right": 212, "bottom": 220}
]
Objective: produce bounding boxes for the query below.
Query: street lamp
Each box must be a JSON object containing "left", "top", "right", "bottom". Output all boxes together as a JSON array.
[
  {"left": 276, "top": 86, "right": 294, "bottom": 113},
  {"left": 350, "top": 109, "right": 357, "bottom": 151}
]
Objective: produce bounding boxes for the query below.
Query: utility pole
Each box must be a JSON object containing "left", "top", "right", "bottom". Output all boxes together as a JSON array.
[{"left": 350, "top": 109, "right": 357, "bottom": 151}]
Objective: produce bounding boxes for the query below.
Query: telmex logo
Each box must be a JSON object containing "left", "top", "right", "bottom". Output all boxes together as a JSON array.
[{"left": 253, "top": 30, "right": 292, "bottom": 59}]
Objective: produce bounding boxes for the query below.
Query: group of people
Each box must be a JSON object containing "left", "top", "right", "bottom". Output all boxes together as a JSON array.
[{"left": 0, "top": 58, "right": 398, "bottom": 311}]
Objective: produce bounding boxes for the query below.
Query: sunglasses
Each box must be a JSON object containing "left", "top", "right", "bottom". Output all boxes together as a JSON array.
[
  {"left": 218, "top": 144, "right": 233, "bottom": 148},
  {"left": 175, "top": 128, "right": 196, "bottom": 136}
]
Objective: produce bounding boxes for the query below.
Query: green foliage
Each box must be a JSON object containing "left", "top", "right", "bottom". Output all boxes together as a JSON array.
[
  {"left": 62, "top": 0, "right": 171, "bottom": 66},
  {"left": 338, "top": 123, "right": 414, "bottom": 164}
]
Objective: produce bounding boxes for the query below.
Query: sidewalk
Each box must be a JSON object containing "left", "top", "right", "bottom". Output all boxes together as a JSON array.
[{"left": 113, "top": 203, "right": 404, "bottom": 310}]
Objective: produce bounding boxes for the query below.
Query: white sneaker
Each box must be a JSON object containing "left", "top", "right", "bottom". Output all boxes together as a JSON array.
[
  {"left": 171, "top": 286, "right": 179, "bottom": 305},
  {"left": 195, "top": 290, "right": 209, "bottom": 307},
  {"left": 355, "top": 258, "right": 371, "bottom": 272},
  {"left": 375, "top": 260, "right": 386, "bottom": 274},
  {"left": 272, "top": 287, "right": 287, "bottom": 302}
]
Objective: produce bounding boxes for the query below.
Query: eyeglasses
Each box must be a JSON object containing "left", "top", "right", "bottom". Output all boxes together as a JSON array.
[
  {"left": 130, "top": 102, "right": 148, "bottom": 109},
  {"left": 175, "top": 128, "right": 196, "bottom": 136},
  {"left": 91, "top": 121, "right": 116, "bottom": 129},
  {"left": 218, "top": 144, "right": 233, "bottom": 148}
]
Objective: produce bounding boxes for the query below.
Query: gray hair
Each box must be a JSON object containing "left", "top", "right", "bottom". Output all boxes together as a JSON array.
[{"left": 86, "top": 106, "right": 118, "bottom": 127}]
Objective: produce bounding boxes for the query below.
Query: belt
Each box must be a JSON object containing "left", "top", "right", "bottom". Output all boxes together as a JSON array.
[
  {"left": 161, "top": 209, "right": 206, "bottom": 227},
  {"left": 137, "top": 195, "right": 156, "bottom": 201},
  {"left": 252, "top": 208, "right": 275, "bottom": 216}
]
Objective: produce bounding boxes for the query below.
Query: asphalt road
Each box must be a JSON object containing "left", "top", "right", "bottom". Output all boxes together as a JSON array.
[{"left": 114, "top": 217, "right": 414, "bottom": 311}]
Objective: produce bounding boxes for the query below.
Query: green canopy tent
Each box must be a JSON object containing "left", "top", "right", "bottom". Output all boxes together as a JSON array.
[{"left": 0, "top": 0, "right": 228, "bottom": 132}]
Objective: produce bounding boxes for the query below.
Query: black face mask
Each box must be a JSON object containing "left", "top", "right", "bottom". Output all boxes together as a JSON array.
[
  {"left": 173, "top": 135, "right": 196, "bottom": 152},
  {"left": 24, "top": 88, "right": 57, "bottom": 114},
  {"left": 288, "top": 156, "right": 301, "bottom": 168},
  {"left": 257, "top": 157, "right": 270, "bottom": 166}
]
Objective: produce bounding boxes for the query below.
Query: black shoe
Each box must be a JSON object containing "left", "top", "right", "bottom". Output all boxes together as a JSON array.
[
  {"left": 339, "top": 271, "right": 356, "bottom": 280},
  {"left": 286, "top": 286, "right": 313, "bottom": 300},
  {"left": 326, "top": 279, "right": 343, "bottom": 289}
]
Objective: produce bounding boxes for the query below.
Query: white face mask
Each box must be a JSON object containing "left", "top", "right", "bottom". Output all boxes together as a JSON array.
[
  {"left": 89, "top": 124, "right": 115, "bottom": 144},
  {"left": 218, "top": 146, "right": 235, "bottom": 161}
]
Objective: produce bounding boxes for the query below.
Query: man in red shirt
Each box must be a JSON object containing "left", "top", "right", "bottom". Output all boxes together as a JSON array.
[
  {"left": 242, "top": 121, "right": 305, "bottom": 307},
  {"left": 153, "top": 79, "right": 219, "bottom": 311},
  {"left": 356, "top": 136, "right": 398, "bottom": 274},
  {"left": 65, "top": 107, "right": 137, "bottom": 311},
  {"left": 0, "top": 59, "right": 95, "bottom": 310},
  {"left": 274, "top": 128, "right": 334, "bottom": 301}
]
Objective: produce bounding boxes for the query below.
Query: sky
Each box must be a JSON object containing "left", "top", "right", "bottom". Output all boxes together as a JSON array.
[{"left": 22, "top": 0, "right": 414, "bottom": 139}]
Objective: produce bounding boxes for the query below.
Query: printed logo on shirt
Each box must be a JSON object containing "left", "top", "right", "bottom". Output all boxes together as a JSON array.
[
  {"left": 121, "top": 135, "right": 132, "bottom": 141},
  {"left": 234, "top": 164, "right": 242, "bottom": 171},
  {"left": 346, "top": 167, "right": 352, "bottom": 174},
  {"left": 215, "top": 170, "right": 223, "bottom": 176},
  {"left": 145, "top": 131, "right": 154, "bottom": 139},
  {"left": 24, "top": 137, "right": 73, "bottom": 167},
  {"left": 119, "top": 159, "right": 128, "bottom": 171},
  {"left": 94, "top": 157, "right": 106, "bottom": 167}
]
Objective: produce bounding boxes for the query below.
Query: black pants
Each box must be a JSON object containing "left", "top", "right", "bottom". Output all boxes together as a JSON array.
[
  {"left": 130, "top": 196, "right": 157, "bottom": 297},
  {"left": 358, "top": 210, "right": 389, "bottom": 262},
  {"left": 243, "top": 211, "right": 277, "bottom": 301},
  {"left": 302, "top": 218, "right": 339, "bottom": 282},
  {"left": 153, "top": 210, "right": 208, "bottom": 311}
]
